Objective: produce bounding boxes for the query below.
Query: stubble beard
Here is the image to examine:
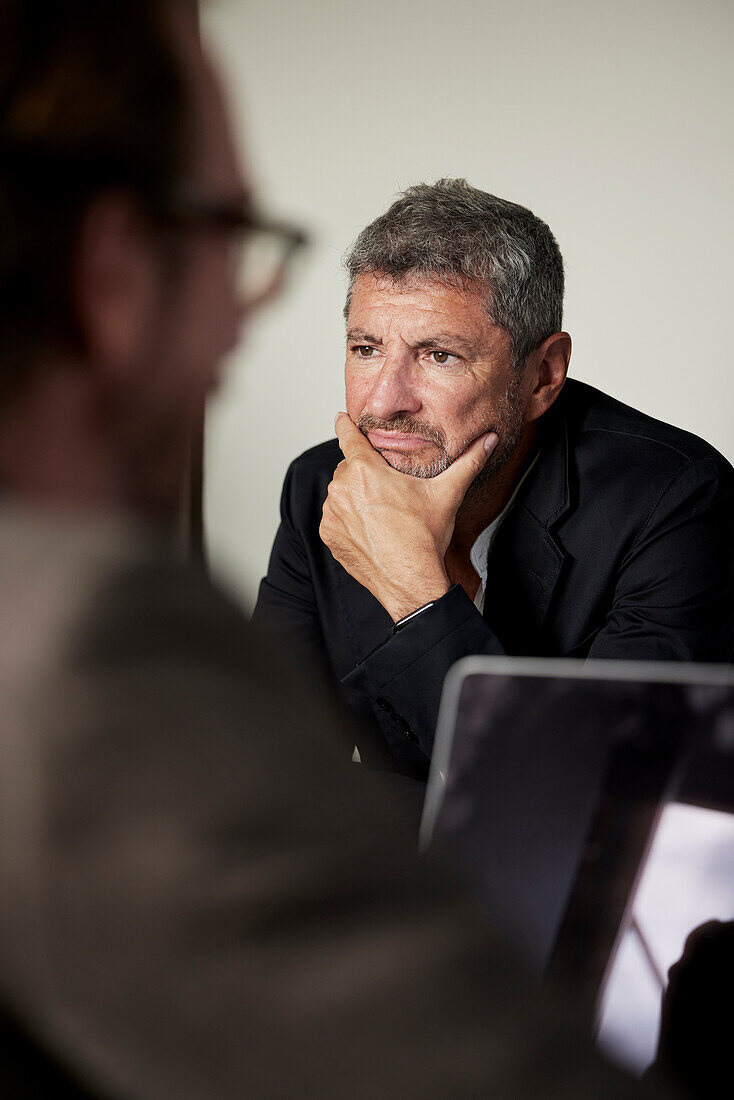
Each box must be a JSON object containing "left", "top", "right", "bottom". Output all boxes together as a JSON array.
[{"left": 356, "top": 372, "right": 526, "bottom": 487}]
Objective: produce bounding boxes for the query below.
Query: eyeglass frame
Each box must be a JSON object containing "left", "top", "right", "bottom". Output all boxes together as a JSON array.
[
  {"left": 0, "top": 140, "right": 308, "bottom": 304},
  {"left": 149, "top": 185, "right": 308, "bottom": 305}
]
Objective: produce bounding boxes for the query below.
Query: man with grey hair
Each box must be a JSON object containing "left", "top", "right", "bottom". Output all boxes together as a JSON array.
[{"left": 255, "top": 179, "right": 734, "bottom": 782}]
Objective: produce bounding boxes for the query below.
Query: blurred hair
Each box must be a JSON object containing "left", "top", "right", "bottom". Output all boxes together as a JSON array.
[
  {"left": 344, "top": 178, "right": 564, "bottom": 369},
  {"left": 0, "top": 0, "right": 188, "bottom": 397}
]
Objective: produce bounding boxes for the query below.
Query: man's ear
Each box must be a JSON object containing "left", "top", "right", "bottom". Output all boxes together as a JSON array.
[
  {"left": 523, "top": 331, "right": 571, "bottom": 423},
  {"left": 73, "top": 193, "right": 161, "bottom": 381}
]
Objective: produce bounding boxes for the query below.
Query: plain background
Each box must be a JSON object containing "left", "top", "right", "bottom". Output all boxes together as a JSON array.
[{"left": 201, "top": 0, "right": 733, "bottom": 610}]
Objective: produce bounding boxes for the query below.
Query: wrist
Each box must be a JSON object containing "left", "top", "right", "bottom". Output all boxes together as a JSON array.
[{"left": 383, "top": 577, "right": 450, "bottom": 623}]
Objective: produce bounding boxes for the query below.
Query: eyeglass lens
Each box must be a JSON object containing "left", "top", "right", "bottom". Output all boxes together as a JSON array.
[{"left": 234, "top": 227, "right": 302, "bottom": 305}]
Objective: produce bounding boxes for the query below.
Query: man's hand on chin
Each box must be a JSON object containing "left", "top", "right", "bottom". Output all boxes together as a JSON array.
[{"left": 319, "top": 412, "right": 498, "bottom": 623}]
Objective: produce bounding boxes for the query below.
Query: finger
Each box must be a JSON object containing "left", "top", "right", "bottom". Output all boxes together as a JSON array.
[
  {"left": 436, "top": 432, "right": 499, "bottom": 497},
  {"left": 334, "top": 411, "right": 378, "bottom": 462}
]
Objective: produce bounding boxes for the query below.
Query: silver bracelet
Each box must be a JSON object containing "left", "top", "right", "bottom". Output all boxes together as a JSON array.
[{"left": 392, "top": 601, "right": 435, "bottom": 634}]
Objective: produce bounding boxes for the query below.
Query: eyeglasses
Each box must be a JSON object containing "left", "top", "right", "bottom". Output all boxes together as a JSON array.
[
  {"left": 154, "top": 187, "right": 308, "bottom": 306},
  {"left": 1, "top": 141, "right": 308, "bottom": 305}
]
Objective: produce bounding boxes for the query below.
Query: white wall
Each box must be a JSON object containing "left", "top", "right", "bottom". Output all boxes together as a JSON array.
[{"left": 201, "top": 0, "right": 734, "bottom": 609}]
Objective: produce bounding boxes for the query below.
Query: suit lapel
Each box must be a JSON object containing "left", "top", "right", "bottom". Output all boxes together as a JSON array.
[{"left": 483, "top": 397, "right": 572, "bottom": 652}]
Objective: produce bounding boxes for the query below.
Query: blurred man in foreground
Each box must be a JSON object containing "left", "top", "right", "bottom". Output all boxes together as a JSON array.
[{"left": 0, "top": 2, "right": 671, "bottom": 1097}]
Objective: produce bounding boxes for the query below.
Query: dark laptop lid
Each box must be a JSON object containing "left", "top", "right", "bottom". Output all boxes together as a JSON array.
[{"left": 422, "top": 657, "right": 734, "bottom": 1075}]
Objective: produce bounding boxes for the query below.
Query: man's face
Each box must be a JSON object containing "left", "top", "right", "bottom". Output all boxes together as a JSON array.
[{"left": 345, "top": 272, "right": 532, "bottom": 482}]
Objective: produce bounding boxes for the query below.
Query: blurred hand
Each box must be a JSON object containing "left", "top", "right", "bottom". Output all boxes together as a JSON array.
[{"left": 648, "top": 919, "right": 734, "bottom": 1099}]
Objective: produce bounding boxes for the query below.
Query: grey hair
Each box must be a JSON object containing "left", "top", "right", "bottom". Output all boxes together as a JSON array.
[{"left": 343, "top": 178, "right": 564, "bottom": 369}]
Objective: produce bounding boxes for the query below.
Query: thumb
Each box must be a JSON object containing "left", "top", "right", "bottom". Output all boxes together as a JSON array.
[{"left": 437, "top": 432, "right": 499, "bottom": 498}]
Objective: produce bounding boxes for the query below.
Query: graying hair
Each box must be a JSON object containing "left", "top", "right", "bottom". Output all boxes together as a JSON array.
[{"left": 344, "top": 178, "right": 564, "bottom": 369}]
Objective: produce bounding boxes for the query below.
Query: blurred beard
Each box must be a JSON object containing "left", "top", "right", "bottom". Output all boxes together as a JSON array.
[{"left": 356, "top": 373, "right": 525, "bottom": 486}]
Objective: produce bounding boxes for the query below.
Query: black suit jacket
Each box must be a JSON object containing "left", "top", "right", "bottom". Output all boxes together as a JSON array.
[{"left": 254, "top": 380, "right": 734, "bottom": 779}]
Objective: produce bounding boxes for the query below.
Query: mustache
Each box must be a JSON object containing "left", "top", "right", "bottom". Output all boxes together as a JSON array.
[{"left": 356, "top": 413, "right": 447, "bottom": 450}]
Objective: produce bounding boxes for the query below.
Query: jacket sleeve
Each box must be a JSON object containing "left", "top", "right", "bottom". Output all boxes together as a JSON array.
[
  {"left": 343, "top": 585, "right": 507, "bottom": 757},
  {"left": 252, "top": 459, "right": 331, "bottom": 682}
]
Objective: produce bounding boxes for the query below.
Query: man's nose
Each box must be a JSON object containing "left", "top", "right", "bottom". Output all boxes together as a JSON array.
[{"left": 364, "top": 356, "right": 422, "bottom": 420}]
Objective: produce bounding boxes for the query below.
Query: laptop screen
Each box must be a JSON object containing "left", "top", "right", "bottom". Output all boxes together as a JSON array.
[{"left": 422, "top": 657, "right": 734, "bottom": 1076}]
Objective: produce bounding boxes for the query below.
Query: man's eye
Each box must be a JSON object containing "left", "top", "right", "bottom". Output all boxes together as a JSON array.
[
  {"left": 428, "top": 350, "right": 457, "bottom": 366},
  {"left": 353, "top": 345, "right": 375, "bottom": 357}
]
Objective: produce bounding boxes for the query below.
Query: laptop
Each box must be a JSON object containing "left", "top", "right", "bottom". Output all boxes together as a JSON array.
[{"left": 421, "top": 657, "right": 734, "bottom": 1075}]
